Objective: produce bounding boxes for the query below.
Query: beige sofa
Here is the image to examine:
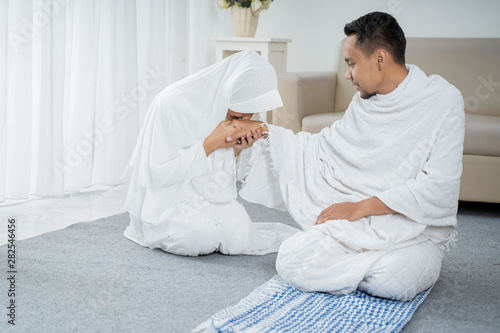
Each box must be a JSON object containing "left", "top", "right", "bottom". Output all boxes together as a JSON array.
[{"left": 273, "top": 38, "right": 500, "bottom": 204}]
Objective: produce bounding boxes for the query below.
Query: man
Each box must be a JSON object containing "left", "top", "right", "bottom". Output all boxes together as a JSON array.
[{"left": 232, "top": 11, "right": 465, "bottom": 301}]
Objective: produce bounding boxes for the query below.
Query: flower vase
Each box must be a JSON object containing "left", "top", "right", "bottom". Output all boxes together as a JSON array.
[{"left": 231, "top": 6, "right": 259, "bottom": 37}]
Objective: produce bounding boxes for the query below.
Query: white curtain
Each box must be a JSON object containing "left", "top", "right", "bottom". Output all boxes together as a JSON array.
[{"left": 0, "top": 0, "right": 211, "bottom": 202}]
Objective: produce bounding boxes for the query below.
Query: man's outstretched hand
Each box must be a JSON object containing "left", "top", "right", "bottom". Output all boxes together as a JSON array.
[
  {"left": 225, "top": 119, "right": 267, "bottom": 156},
  {"left": 314, "top": 197, "right": 396, "bottom": 225},
  {"left": 226, "top": 119, "right": 266, "bottom": 142},
  {"left": 204, "top": 119, "right": 267, "bottom": 157}
]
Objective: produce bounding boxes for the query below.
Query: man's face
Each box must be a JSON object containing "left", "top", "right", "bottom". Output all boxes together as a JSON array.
[
  {"left": 226, "top": 109, "right": 254, "bottom": 120},
  {"left": 343, "top": 35, "right": 382, "bottom": 99}
]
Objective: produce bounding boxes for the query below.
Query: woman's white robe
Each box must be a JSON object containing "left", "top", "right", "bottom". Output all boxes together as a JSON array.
[
  {"left": 240, "top": 65, "right": 465, "bottom": 299},
  {"left": 122, "top": 50, "right": 298, "bottom": 257}
]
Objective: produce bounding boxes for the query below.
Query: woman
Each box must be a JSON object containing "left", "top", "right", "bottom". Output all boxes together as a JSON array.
[{"left": 122, "top": 50, "right": 297, "bottom": 256}]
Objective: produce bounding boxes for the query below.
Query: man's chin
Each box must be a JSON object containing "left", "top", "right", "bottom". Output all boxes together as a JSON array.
[{"left": 359, "top": 91, "right": 376, "bottom": 99}]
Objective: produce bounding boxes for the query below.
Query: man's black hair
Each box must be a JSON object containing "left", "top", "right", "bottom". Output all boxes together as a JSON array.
[{"left": 344, "top": 12, "right": 406, "bottom": 65}]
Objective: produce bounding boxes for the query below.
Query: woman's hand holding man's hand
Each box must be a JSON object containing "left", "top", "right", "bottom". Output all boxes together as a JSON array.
[
  {"left": 203, "top": 120, "right": 265, "bottom": 157},
  {"left": 225, "top": 119, "right": 263, "bottom": 142},
  {"left": 227, "top": 119, "right": 265, "bottom": 156}
]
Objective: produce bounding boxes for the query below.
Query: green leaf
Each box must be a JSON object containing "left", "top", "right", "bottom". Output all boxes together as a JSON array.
[{"left": 236, "top": 0, "right": 252, "bottom": 8}]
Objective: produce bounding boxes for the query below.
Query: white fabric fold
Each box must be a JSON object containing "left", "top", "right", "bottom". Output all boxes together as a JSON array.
[{"left": 229, "top": 89, "right": 283, "bottom": 113}]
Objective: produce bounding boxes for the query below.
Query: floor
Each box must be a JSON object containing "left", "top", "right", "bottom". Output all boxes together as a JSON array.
[
  {"left": 0, "top": 184, "right": 128, "bottom": 246},
  {"left": 1, "top": 188, "right": 499, "bottom": 332}
]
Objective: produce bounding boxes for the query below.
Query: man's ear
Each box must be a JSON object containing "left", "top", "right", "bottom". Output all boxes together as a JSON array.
[{"left": 375, "top": 50, "right": 387, "bottom": 71}]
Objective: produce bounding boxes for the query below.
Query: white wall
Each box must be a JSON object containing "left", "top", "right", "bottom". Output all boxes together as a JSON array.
[{"left": 209, "top": 0, "right": 500, "bottom": 72}]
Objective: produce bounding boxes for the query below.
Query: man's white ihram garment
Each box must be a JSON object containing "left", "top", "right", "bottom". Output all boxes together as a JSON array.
[
  {"left": 122, "top": 50, "right": 298, "bottom": 257},
  {"left": 240, "top": 64, "right": 465, "bottom": 299}
]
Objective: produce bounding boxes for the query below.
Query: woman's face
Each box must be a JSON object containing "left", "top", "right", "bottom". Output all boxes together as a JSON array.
[{"left": 226, "top": 109, "right": 254, "bottom": 121}]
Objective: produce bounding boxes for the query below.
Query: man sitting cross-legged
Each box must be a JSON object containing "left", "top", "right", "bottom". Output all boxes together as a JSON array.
[{"left": 230, "top": 11, "right": 464, "bottom": 301}]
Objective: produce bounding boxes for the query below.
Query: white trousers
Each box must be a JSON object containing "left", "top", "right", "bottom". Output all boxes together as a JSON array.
[{"left": 276, "top": 228, "right": 444, "bottom": 301}]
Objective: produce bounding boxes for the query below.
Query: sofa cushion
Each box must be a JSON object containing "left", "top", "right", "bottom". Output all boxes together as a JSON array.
[
  {"left": 302, "top": 112, "right": 345, "bottom": 133},
  {"left": 464, "top": 114, "right": 500, "bottom": 156}
]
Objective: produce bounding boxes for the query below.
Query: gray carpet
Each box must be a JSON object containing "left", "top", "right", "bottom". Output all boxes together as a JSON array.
[{"left": 1, "top": 198, "right": 499, "bottom": 332}]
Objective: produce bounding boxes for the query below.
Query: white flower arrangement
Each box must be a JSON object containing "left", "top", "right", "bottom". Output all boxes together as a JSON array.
[{"left": 217, "top": 0, "right": 273, "bottom": 15}]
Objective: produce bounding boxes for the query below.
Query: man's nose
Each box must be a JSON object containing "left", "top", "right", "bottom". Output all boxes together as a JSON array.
[{"left": 345, "top": 70, "right": 352, "bottom": 80}]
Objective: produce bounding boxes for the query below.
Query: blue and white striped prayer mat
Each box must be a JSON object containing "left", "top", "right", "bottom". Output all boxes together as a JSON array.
[{"left": 198, "top": 275, "right": 432, "bottom": 333}]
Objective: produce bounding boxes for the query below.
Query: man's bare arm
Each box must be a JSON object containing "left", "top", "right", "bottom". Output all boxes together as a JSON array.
[{"left": 314, "top": 197, "right": 396, "bottom": 225}]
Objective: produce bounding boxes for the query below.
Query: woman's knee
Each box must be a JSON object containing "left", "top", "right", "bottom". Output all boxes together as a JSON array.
[{"left": 149, "top": 221, "right": 219, "bottom": 256}]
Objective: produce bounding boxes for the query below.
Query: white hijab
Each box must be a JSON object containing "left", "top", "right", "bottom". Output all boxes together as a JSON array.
[{"left": 122, "top": 50, "right": 282, "bottom": 220}]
